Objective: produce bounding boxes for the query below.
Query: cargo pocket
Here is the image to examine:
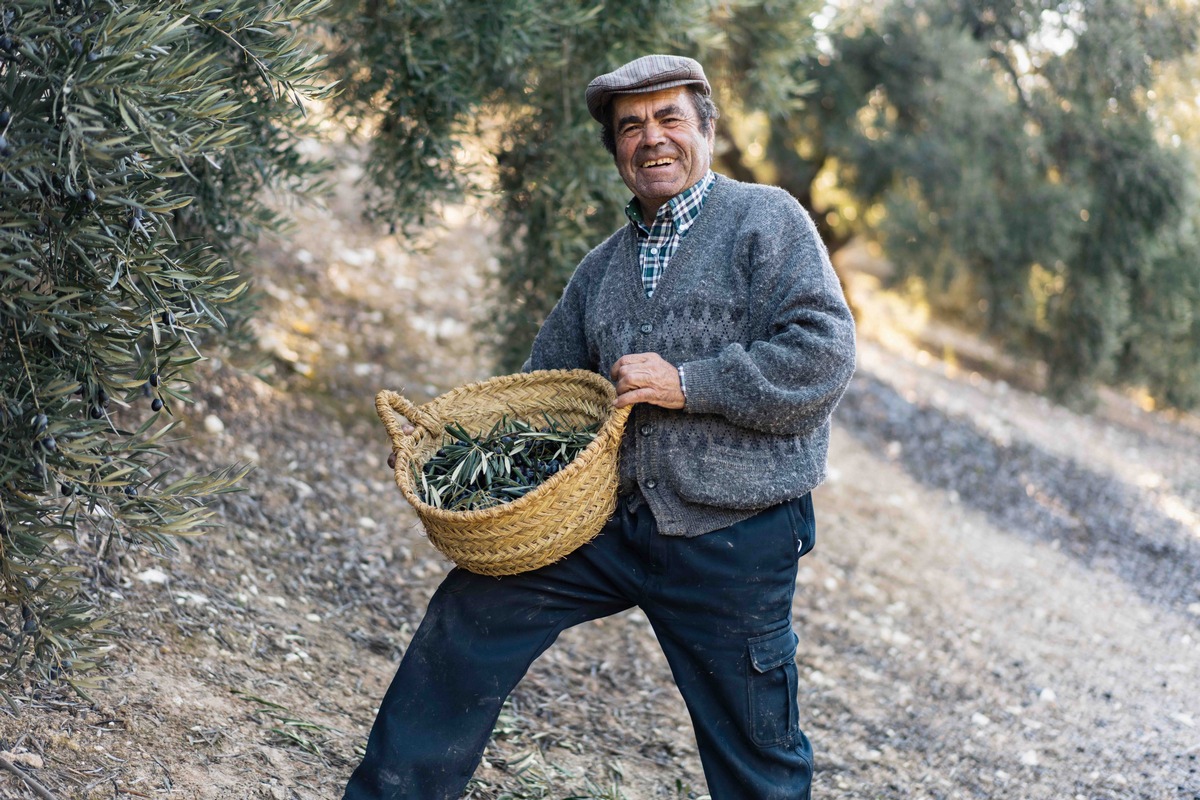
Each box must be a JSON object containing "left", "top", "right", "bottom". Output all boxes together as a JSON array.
[{"left": 746, "top": 624, "right": 800, "bottom": 747}]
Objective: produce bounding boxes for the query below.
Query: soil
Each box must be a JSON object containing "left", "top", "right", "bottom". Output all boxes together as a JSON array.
[{"left": 2, "top": 153, "right": 1198, "bottom": 800}]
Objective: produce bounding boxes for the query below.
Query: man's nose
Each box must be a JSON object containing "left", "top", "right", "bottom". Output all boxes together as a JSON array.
[{"left": 640, "top": 120, "right": 668, "bottom": 146}]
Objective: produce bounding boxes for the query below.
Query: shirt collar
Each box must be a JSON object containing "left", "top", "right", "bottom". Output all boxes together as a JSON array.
[{"left": 624, "top": 170, "right": 716, "bottom": 232}]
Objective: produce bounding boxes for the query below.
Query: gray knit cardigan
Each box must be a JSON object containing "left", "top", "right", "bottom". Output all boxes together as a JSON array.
[{"left": 524, "top": 174, "right": 856, "bottom": 536}]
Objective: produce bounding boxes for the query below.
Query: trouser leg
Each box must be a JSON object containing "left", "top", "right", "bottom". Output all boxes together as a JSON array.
[
  {"left": 643, "top": 495, "right": 816, "bottom": 800},
  {"left": 342, "top": 513, "right": 636, "bottom": 800}
]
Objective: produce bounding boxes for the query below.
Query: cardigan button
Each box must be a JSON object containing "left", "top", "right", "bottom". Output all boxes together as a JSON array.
[
  {"left": 645, "top": 478, "right": 658, "bottom": 489},
  {"left": 640, "top": 322, "right": 653, "bottom": 334},
  {"left": 640, "top": 424, "right": 653, "bottom": 436}
]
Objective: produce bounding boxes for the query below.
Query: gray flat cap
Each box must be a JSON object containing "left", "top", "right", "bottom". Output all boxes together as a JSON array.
[{"left": 586, "top": 54, "right": 710, "bottom": 123}]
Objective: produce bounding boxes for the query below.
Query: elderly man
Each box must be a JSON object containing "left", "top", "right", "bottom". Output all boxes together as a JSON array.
[{"left": 343, "top": 55, "right": 856, "bottom": 799}]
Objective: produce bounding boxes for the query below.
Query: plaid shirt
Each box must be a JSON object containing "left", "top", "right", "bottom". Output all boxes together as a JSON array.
[{"left": 624, "top": 170, "right": 716, "bottom": 298}]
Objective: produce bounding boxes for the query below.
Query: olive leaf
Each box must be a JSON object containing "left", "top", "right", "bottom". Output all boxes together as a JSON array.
[{"left": 413, "top": 415, "right": 598, "bottom": 511}]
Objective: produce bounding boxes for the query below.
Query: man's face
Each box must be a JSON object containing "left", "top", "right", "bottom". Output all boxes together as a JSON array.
[{"left": 611, "top": 86, "right": 714, "bottom": 219}]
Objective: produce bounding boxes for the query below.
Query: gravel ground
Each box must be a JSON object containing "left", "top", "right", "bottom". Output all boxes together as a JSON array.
[{"left": 1, "top": 156, "right": 1198, "bottom": 799}]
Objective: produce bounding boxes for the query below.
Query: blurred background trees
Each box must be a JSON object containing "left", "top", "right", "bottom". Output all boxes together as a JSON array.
[
  {"left": 0, "top": 0, "right": 329, "bottom": 691},
  {"left": 770, "top": 0, "right": 1200, "bottom": 405}
]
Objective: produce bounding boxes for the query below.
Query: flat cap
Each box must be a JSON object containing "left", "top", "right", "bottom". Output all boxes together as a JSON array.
[{"left": 586, "top": 54, "right": 710, "bottom": 123}]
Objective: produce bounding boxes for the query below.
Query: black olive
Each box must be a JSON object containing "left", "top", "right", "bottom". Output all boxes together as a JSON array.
[
  {"left": 149, "top": 371, "right": 160, "bottom": 386},
  {"left": 90, "top": 405, "right": 103, "bottom": 419},
  {"left": 70, "top": 39, "right": 83, "bottom": 56},
  {"left": 41, "top": 436, "right": 56, "bottom": 452},
  {"left": 124, "top": 486, "right": 137, "bottom": 497},
  {"left": 0, "top": 110, "right": 9, "bottom": 126},
  {"left": 33, "top": 413, "right": 48, "bottom": 433},
  {"left": 83, "top": 187, "right": 96, "bottom": 203},
  {"left": 387, "top": 451, "right": 397, "bottom": 469},
  {"left": 98, "top": 388, "right": 108, "bottom": 405},
  {"left": 0, "top": 136, "right": 10, "bottom": 157},
  {"left": 161, "top": 311, "right": 175, "bottom": 326},
  {"left": 151, "top": 398, "right": 163, "bottom": 412},
  {"left": 23, "top": 617, "right": 37, "bottom": 634},
  {"left": 0, "top": 36, "right": 13, "bottom": 53},
  {"left": 60, "top": 482, "right": 71, "bottom": 495}
]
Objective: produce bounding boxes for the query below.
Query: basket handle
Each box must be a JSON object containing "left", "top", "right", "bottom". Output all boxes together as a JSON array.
[{"left": 375, "top": 390, "right": 441, "bottom": 448}]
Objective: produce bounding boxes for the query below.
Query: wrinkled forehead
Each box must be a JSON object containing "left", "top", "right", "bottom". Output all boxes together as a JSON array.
[{"left": 610, "top": 86, "right": 697, "bottom": 124}]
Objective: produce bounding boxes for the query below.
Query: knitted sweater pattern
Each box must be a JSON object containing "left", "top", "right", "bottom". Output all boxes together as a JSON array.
[{"left": 525, "top": 174, "right": 857, "bottom": 536}]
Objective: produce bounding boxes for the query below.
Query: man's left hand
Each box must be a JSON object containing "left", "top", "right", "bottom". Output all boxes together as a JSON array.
[{"left": 611, "top": 353, "right": 685, "bottom": 409}]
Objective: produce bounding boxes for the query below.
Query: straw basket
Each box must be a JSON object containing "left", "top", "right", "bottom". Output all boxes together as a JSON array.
[{"left": 375, "top": 369, "right": 631, "bottom": 576}]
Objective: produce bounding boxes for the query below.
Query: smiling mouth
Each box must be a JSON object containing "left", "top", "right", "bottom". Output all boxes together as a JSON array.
[{"left": 640, "top": 157, "right": 676, "bottom": 168}]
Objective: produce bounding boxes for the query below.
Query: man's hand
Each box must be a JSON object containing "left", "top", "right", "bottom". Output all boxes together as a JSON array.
[
  {"left": 611, "top": 352, "right": 685, "bottom": 409},
  {"left": 386, "top": 423, "right": 417, "bottom": 470}
]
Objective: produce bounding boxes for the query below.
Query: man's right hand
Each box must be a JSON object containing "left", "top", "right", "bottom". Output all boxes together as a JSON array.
[{"left": 386, "top": 424, "right": 417, "bottom": 469}]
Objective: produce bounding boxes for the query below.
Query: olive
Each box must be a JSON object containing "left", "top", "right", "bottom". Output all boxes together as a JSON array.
[
  {"left": 0, "top": 36, "right": 14, "bottom": 53},
  {"left": 23, "top": 617, "right": 37, "bottom": 634},
  {"left": 0, "top": 136, "right": 10, "bottom": 157},
  {"left": 86, "top": 50, "right": 98, "bottom": 62},
  {"left": 149, "top": 371, "right": 160, "bottom": 386},
  {"left": 0, "top": 110, "right": 9, "bottom": 126},
  {"left": 83, "top": 187, "right": 96, "bottom": 203},
  {"left": 142, "top": 382, "right": 152, "bottom": 398},
  {"left": 124, "top": 486, "right": 137, "bottom": 497},
  {"left": 60, "top": 482, "right": 71, "bottom": 496},
  {"left": 70, "top": 39, "right": 83, "bottom": 56},
  {"left": 151, "top": 398, "right": 163, "bottom": 412},
  {"left": 33, "top": 413, "right": 48, "bottom": 433},
  {"left": 161, "top": 311, "right": 175, "bottom": 326},
  {"left": 89, "top": 405, "right": 103, "bottom": 419},
  {"left": 40, "top": 436, "right": 56, "bottom": 452},
  {"left": 98, "top": 388, "right": 108, "bottom": 405},
  {"left": 387, "top": 452, "right": 397, "bottom": 470}
]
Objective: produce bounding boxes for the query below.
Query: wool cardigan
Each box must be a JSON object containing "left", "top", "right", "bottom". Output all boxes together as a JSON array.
[{"left": 524, "top": 173, "right": 857, "bottom": 536}]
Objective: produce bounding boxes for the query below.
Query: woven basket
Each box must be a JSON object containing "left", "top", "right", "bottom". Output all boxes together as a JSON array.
[{"left": 375, "top": 369, "right": 631, "bottom": 576}]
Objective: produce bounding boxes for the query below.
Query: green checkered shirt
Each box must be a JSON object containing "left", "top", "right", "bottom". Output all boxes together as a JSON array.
[{"left": 624, "top": 170, "right": 716, "bottom": 298}]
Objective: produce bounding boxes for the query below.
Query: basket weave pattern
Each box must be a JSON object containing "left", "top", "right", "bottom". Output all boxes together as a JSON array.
[{"left": 376, "top": 370, "right": 631, "bottom": 576}]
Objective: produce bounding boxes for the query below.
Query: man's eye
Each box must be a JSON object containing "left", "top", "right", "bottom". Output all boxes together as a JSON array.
[{"left": 620, "top": 125, "right": 641, "bottom": 136}]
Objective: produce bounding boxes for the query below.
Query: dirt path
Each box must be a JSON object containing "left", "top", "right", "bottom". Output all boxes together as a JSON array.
[{"left": 2, "top": 160, "right": 1198, "bottom": 799}]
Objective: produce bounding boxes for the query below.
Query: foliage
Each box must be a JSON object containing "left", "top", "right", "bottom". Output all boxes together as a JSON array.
[
  {"left": 0, "top": 0, "right": 330, "bottom": 693},
  {"left": 323, "top": 0, "right": 822, "bottom": 371},
  {"left": 765, "top": 0, "right": 1200, "bottom": 405}
]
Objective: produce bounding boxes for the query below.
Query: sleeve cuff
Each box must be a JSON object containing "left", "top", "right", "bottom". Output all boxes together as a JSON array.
[{"left": 677, "top": 358, "right": 724, "bottom": 414}]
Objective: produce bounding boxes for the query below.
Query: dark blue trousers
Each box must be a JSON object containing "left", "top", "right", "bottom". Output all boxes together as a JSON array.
[{"left": 342, "top": 494, "right": 816, "bottom": 799}]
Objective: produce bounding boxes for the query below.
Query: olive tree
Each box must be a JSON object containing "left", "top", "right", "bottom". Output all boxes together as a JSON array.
[{"left": 0, "top": 0, "right": 330, "bottom": 692}]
